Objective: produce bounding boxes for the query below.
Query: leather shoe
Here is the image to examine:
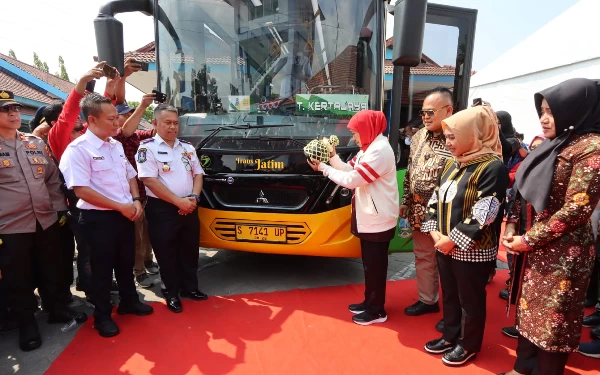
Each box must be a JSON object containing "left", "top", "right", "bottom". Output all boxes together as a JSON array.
[
  {"left": 501, "top": 326, "right": 519, "bottom": 338},
  {"left": 435, "top": 319, "right": 444, "bottom": 333},
  {"left": 583, "top": 312, "right": 600, "bottom": 328},
  {"left": 591, "top": 326, "right": 600, "bottom": 340},
  {"left": 442, "top": 344, "right": 477, "bottom": 366},
  {"left": 18, "top": 316, "right": 42, "bottom": 352},
  {"left": 499, "top": 289, "right": 509, "bottom": 301},
  {"left": 166, "top": 297, "right": 183, "bottom": 313},
  {"left": 94, "top": 318, "right": 119, "bottom": 337},
  {"left": 180, "top": 289, "right": 208, "bottom": 301},
  {"left": 424, "top": 337, "right": 454, "bottom": 354},
  {"left": 117, "top": 301, "right": 154, "bottom": 316},
  {"left": 47, "top": 308, "right": 88, "bottom": 324},
  {"left": 404, "top": 301, "right": 440, "bottom": 316}
]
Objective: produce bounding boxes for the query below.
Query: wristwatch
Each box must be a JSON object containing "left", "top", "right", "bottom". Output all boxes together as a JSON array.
[
  {"left": 187, "top": 194, "right": 200, "bottom": 204},
  {"left": 132, "top": 196, "right": 143, "bottom": 202}
]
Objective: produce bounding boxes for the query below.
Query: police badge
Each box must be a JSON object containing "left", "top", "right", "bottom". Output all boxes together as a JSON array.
[{"left": 137, "top": 148, "right": 147, "bottom": 163}]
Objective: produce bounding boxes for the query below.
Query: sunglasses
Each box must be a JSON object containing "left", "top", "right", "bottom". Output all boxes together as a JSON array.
[
  {"left": 0, "top": 105, "right": 21, "bottom": 113},
  {"left": 419, "top": 105, "right": 449, "bottom": 117}
]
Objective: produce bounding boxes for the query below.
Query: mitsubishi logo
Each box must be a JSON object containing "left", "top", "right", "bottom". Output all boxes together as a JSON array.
[{"left": 256, "top": 190, "right": 269, "bottom": 204}]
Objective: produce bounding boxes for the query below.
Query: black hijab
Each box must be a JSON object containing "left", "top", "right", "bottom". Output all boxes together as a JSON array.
[
  {"left": 496, "top": 110, "right": 519, "bottom": 164},
  {"left": 497, "top": 110, "right": 515, "bottom": 138},
  {"left": 516, "top": 78, "right": 600, "bottom": 212}
]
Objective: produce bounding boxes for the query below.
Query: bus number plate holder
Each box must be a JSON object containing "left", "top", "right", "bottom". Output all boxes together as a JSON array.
[{"left": 235, "top": 225, "right": 287, "bottom": 243}]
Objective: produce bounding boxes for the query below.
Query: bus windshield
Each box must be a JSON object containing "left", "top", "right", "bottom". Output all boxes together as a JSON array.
[{"left": 156, "top": 0, "right": 382, "bottom": 149}]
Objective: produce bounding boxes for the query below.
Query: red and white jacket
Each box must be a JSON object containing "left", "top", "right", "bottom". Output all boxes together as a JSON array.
[{"left": 319, "top": 134, "right": 399, "bottom": 233}]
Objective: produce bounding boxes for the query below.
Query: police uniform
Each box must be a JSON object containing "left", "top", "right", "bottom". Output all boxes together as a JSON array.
[
  {"left": 0, "top": 91, "right": 85, "bottom": 350},
  {"left": 59, "top": 129, "right": 152, "bottom": 328},
  {"left": 136, "top": 134, "right": 206, "bottom": 309}
]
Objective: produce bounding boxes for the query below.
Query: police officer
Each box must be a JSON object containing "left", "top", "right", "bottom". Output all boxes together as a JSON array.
[
  {"left": 0, "top": 90, "right": 86, "bottom": 352},
  {"left": 59, "top": 93, "right": 153, "bottom": 337},
  {"left": 136, "top": 104, "right": 208, "bottom": 313}
]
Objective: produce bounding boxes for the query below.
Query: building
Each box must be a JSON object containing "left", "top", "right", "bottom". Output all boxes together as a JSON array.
[{"left": 0, "top": 53, "right": 74, "bottom": 130}]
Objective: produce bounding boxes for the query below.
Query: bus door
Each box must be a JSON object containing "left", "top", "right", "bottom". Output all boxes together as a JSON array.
[{"left": 388, "top": 3, "right": 477, "bottom": 252}]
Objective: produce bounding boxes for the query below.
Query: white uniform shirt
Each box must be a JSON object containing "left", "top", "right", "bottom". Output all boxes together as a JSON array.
[
  {"left": 135, "top": 134, "right": 204, "bottom": 199},
  {"left": 59, "top": 130, "right": 137, "bottom": 210}
]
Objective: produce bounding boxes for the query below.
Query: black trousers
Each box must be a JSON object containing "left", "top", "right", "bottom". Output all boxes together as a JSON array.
[
  {"left": 437, "top": 252, "right": 493, "bottom": 352},
  {"left": 360, "top": 239, "right": 390, "bottom": 314},
  {"left": 145, "top": 197, "right": 200, "bottom": 296},
  {"left": 79, "top": 210, "right": 138, "bottom": 320},
  {"left": 0, "top": 221, "right": 63, "bottom": 317},
  {"left": 68, "top": 208, "right": 92, "bottom": 296},
  {"left": 513, "top": 334, "right": 569, "bottom": 375},
  {"left": 57, "top": 221, "right": 75, "bottom": 304}
]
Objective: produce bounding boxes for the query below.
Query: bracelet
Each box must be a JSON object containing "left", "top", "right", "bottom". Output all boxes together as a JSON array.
[
  {"left": 132, "top": 196, "right": 142, "bottom": 202},
  {"left": 187, "top": 194, "right": 200, "bottom": 204}
]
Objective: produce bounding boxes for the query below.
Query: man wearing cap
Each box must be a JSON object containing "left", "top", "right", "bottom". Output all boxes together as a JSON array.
[
  {"left": 136, "top": 104, "right": 208, "bottom": 313},
  {"left": 114, "top": 96, "right": 160, "bottom": 287},
  {"left": 0, "top": 90, "right": 87, "bottom": 352}
]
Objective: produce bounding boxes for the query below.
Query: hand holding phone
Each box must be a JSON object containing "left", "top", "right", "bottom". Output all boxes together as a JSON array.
[
  {"left": 103, "top": 64, "right": 118, "bottom": 79},
  {"left": 152, "top": 90, "right": 167, "bottom": 104}
]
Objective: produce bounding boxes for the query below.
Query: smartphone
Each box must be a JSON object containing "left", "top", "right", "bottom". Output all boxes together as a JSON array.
[
  {"left": 472, "top": 98, "right": 482, "bottom": 107},
  {"left": 152, "top": 89, "right": 167, "bottom": 104},
  {"left": 102, "top": 64, "right": 117, "bottom": 79},
  {"left": 85, "top": 80, "right": 96, "bottom": 93},
  {"left": 132, "top": 59, "right": 149, "bottom": 72}
]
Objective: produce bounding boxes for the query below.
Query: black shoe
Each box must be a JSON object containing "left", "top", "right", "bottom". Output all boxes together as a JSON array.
[
  {"left": 352, "top": 311, "right": 387, "bottom": 326},
  {"left": 94, "top": 318, "right": 119, "bottom": 337},
  {"left": 424, "top": 338, "right": 454, "bottom": 354},
  {"left": 578, "top": 341, "right": 600, "bottom": 358},
  {"left": 404, "top": 301, "right": 440, "bottom": 316},
  {"left": 47, "top": 308, "right": 88, "bottom": 325},
  {"left": 144, "top": 260, "right": 160, "bottom": 275},
  {"left": 18, "top": 317, "right": 42, "bottom": 352},
  {"left": 499, "top": 289, "right": 509, "bottom": 301},
  {"left": 349, "top": 302, "right": 366, "bottom": 314},
  {"left": 501, "top": 326, "right": 519, "bottom": 338},
  {"left": 435, "top": 319, "right": 444, "bottom": 333},
  {"left": 584, "top": 297, "right": 596, "bottom": 308},
  {"left": 180, "top": 289, "right": 208, "bottom": 301},
  {"left": 442, "top": 344, "right": 477, "bottom": 366},
  {"left": 117, "top": 301, "right": 154, "bottom": 316},
  {"left": 591, "top": 326, "right": 600, "bottom": 340},
  {"left": 583, "top": 312, "right": 600, "bottom": 328},
  {"left": 166, "top": 297, "right": 183, "bottom": 313}
]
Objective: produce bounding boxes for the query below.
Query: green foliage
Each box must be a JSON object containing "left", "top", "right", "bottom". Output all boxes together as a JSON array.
[
  {"left": 33, "top": 52, "right": 49, "bottom": 73},
  {"left": 8, "top": 49, "right": 16, "bottom": 59},
  {"left": 127, "top": 101, "right": 155, "bottom": 122}
]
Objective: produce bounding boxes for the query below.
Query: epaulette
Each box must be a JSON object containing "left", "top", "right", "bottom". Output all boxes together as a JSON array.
[
  {"left": 18, "top": 131, "right": 41, "bottom": 140},
  {"left": 140, "top": 138, "right": 154, "bottom": 145},
  {"left": 180, "top": 139, "right": 192, "bottom": 145}
]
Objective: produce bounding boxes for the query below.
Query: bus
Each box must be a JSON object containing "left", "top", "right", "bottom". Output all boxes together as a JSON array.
[{"left": 94, "top": 0, "right": 477, "bottom": 257}]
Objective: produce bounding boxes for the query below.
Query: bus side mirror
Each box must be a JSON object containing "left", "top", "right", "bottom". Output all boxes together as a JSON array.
[
  {"left": 392, "top": 0, "right": 427, "bottom": 67},
  {"left": 94, "top": 15, "right": 125, "bottom": 76}
]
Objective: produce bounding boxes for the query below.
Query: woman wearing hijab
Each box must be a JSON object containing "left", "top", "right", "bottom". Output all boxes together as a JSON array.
[
  {"left": 528, "top": 134, "right": 545, "bottom": 151},
  {"left": 499, "top": 78, "right": 600, "bottom": 375},
  {"left": 307, "top": 110, "right": 399, "bottom": 326},
  {"left": 421, "top": 106, "right": 508, "bottom": 366}
]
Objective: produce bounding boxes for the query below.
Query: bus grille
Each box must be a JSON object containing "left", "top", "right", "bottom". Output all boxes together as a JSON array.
[
  {"left": 210, "top": 219, "right": 311, "bottom": 244},
  {"left": 213, "top": 187, "right": 309, "bottom": 210}
]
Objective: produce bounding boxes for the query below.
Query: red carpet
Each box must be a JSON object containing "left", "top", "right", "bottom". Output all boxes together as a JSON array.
[{"left": 47, "top": 271, "right": 597, "bottom": 375}]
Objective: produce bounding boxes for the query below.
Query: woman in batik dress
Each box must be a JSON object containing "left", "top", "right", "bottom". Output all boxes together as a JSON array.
[{"left": 500, "top": 78, "right": 600, "bottom": 375}]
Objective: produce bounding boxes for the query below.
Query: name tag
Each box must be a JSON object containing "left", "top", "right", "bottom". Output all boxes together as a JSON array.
[
  {"left": 0, "top": 152, "right": 9, "bottom": 157},
  {"left": 93, "top": 156, "right": 105, "bottom": 160},
  {"left": 158, "top": 151, "right": 168, "bottom": 155},
  {"left": 25, "top": 150, "right": 44, "bottom": 156}
]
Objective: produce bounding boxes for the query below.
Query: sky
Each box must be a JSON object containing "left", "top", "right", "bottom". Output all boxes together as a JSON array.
[{"left": 1, "top": 0, "right": 581, "bottom": 102}]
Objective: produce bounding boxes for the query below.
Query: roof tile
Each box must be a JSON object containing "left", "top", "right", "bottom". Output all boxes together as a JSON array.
[{"left": 0, "top": 53, "right": 74, "bottom": 94}]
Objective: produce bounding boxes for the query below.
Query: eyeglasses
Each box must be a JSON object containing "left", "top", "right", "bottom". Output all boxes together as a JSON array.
[
  {"left": 419, "top": 105, "right": 449, "bottom": 117},
  {"left": 0, "top": 105, "right": 21, "bottom": 113}
]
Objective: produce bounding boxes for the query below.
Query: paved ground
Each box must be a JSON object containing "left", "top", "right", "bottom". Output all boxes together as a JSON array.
[{"left": 0, "top": 249, "right": 507, "bottom": 375}]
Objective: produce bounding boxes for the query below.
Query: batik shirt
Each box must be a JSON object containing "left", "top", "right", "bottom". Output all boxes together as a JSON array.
[
  {"left": 401, "top": 128, "right": 452, "bottom": 231},
  {"left": 422, "top": 154, "right": 508, "bottom": 262}
]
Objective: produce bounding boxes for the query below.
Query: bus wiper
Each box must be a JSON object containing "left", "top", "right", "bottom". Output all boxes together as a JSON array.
[{"left": 197, "top": 124, "right": 293, "bottom": 150}]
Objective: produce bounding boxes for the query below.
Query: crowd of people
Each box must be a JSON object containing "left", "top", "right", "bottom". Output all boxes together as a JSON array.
[
  {"left": 0, "top": 56, "right": 599, "bottom": 375},
  {"left": 0, "top": 58, "right": 208, "bottom": 351}
]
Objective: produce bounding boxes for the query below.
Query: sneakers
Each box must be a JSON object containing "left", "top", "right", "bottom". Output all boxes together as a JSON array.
[
  {"left": 578, "top": 341, "right": 600, "bottom": 358},
  {"left": 348, "top": 302, "right": 366, "bottom": 314},
  {"left": 352, "top": 311, "right": 387, "bottom": 326},
  {"left": 499, "top": 289, "right": 509, "bottom": 301},
  {"left": 501, "top": 326, "right": 519, "bottom": 339},
  {"left": 591, "top": 326, "right": 600, "bottom": 340},
  {"left": 144, "top": 260, "right": 159, "bottom": 275},
  {"left": 135, "top": 273, "right": 155, "bottom": 288}
]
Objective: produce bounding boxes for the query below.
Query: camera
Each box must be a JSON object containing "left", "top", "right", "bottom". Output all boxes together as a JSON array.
[
  {"left": 152, "top": 89, "right": 167, "bottom": 104},
  {"left": 472, "top": 98, "right": 483, "bottom": 107},
  {"left": 132, "top": 59, "right": 149, "bottom": 72}
]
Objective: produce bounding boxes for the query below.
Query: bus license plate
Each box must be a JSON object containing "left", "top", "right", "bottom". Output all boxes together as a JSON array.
[{"left": 235, "top": 225, "right": 286, "bottom": 243}]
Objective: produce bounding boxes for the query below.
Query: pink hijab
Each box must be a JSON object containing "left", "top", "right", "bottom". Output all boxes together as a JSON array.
[{"left": 347, "top": 110, "right": 387, "bottom": 151}]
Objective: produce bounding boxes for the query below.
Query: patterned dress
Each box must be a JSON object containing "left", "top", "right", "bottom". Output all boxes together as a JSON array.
[{"left": 510, "top": 133, "right": 600, "bottom": 352}]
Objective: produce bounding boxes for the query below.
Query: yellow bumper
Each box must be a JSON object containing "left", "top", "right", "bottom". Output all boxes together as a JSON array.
[{"left": 198, "top": 206, "right": 361, "bottom": 257}]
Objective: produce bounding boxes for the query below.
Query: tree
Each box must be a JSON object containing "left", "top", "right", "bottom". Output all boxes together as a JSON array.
[
  {"left": 127, "top": 101, "right": 155, "bottom": 122},
  {"left": 8, "top": 49, "right": 16, "bottom": 59},
  {"left": 57, "top": 56, "right": 70, "bottom": 82},
  {"left": 33, "top": 52, "right": 49, "bottom": 73},
  {"left": 192, "top": 64, "right": 221, "bottom": 112}
]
